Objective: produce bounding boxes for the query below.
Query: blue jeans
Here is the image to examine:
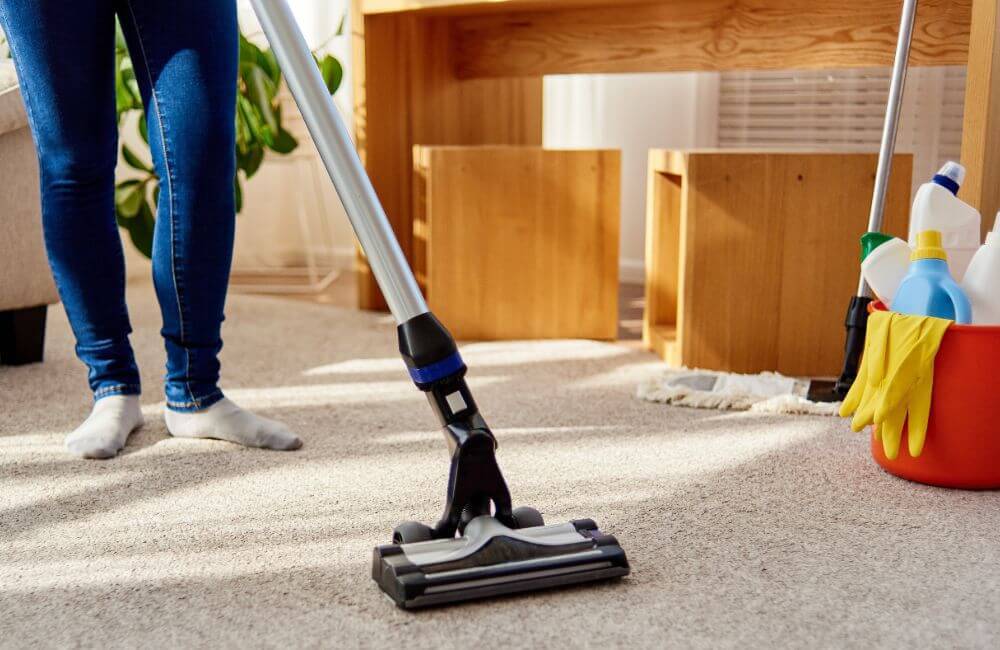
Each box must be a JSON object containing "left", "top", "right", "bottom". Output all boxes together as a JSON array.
[{"left": 0, "top": 0, "right": 238, "bottom": 411}]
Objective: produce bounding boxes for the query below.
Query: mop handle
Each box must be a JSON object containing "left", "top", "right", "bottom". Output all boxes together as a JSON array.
[
  {"left": 249, "top": 0, "right": 429, "bottom": 324},
  {"left": 859, "top": 0, "right": 918, "bottom": 295}
]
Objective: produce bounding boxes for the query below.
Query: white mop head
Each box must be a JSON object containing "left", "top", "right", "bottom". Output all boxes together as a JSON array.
[{"left": 636, "top": 367, "right": 841, "bottom": 416}]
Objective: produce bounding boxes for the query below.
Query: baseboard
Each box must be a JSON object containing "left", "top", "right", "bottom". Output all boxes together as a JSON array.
[{"left": 619, "top": 258, "right": 645, "bottom": 285}]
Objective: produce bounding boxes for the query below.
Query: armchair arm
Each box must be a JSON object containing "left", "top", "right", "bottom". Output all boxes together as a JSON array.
[{"left": 0, "top": 61, "right": 28, "bottom": 137}]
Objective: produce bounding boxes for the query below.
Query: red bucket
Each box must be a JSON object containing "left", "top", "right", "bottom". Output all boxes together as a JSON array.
[{"left": 868, "top": 303, "right": 1000, "bottom": 488}]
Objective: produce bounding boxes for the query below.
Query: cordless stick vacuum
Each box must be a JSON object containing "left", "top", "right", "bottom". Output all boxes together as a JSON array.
[
  {"left": 808, "top": 0, "right": 918, "bottom": 402},
  {"left": 249, "top": 0, "right": 630, "bottom": 608}
]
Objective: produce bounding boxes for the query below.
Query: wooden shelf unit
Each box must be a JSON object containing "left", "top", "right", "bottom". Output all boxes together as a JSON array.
[
  {"left": 643, "top": 150, "right": 912, "bottom": 377},
  {"left": 413, "top": 146, "right": 620, "bottom": 340}
]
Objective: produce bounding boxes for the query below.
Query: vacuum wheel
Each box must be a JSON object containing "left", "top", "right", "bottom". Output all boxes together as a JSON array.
[
  {"left": 512, "top": 506, "right": 544, "bottom": 529},
  {"left": 392, "top": 521, "right": 434, "bottom": 544}
]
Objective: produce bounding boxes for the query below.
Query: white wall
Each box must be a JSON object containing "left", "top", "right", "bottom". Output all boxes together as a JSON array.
[{"left": 543, "top": 72, "right": 719, "bottom": 283}]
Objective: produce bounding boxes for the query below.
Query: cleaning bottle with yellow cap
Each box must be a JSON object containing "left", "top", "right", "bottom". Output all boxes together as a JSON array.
[{"left": 891, "top": 229, "right": 973, "bottom": 323}]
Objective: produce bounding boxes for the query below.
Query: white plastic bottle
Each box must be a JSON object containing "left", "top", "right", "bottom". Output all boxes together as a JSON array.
[
  {"left": 961, "top": 213, "right": 1000, "bottom": 325},
  {"left": 908, "top": 161, "right": 981, "bottom": 281},
  {"left": 861, "top": 237, "right": 912, "bottom": 304}
]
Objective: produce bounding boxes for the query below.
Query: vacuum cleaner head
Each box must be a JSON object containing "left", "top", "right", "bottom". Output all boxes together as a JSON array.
[{"left": 372, "top": 515, "right": 629, "bottom": 609}]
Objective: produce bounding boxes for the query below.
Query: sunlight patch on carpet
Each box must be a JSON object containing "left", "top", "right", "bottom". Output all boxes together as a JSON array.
[
  {"left": 505, "top": 419, "right": 830, "bottom": 487},
  {"left": 303, "top": 340, "right": 630, "bottom": 376},
  {"left": 0, "top": 539, "right": 368, "bottom": 595},
  {"left": 568, "top": 360, "right": 670, "bottom": 389},
  {"left": 0, "top": 473, "right": 131, "bottom": 514},
  {"left": 138, "top": 376, "right": 507, "bottom": 412}
]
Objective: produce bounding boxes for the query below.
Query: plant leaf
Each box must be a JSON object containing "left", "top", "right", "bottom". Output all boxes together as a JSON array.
[
  {"left": 114, "top": 55, "right": 136, "bottom": 116},
  {"left": 125, "top": 198, "right": 155, "bottom": 258},
  {"left": 122, "top": 144, "right": 152, "bottom": 173},
  {"left": 234, "top": 174, "right": 243, "bottom": 213},
  {"left": 114, "top": 179, "right": 145, "bottom": 218},
  {"left": 138, "top": 112, "right": 149, "bottom": 144},
  {"left": 235, "top": 98, "right": 253, "bottom": 147},
  {"left": 238, "top": 94, "right": 273, "bottom": 147},
  {"left": 270, "top": 129, "right": 298, "bottom": 155},
  {"left": 115, "top": 19, "right": 128, "bottom": 53},
  {"left": 238, "top": 33, "right": 259, "bottom": 66},
  {"left": 262, "top": 49, "right": 281, "bottom": 85},
  {"left": 240, "top": 145, "right": 265, "bottom": 179},
  {"left": 240, "top": 34, "right": 281, "bottom": 85},
  {"left": 318, "top": 55, "right": 343, "bottom": 95},
  {"left": 245, "top": 64, "right": 279, "bottom": 134},
  {"left": 122, "top": 65, "right": 142, "bottom": 107}
]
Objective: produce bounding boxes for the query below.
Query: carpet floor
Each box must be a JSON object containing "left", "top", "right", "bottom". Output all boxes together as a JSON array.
[{"left": 2, "top": 286, "right": 999, "bottom": 649}]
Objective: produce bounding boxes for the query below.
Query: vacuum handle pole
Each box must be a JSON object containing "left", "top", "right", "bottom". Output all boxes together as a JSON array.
[
  {"left": 857, "top": 0, "right": 918, "bottom": 296},
  {"left": 249, "top": 0, "right": 429, "bottom": 324}
]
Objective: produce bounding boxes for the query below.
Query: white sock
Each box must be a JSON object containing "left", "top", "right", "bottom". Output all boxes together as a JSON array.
[
  {"left": 164, "top": 397, "right": 302, "bottom": 451},
  {"left": 65, "top": 395, "right": 144, "bottom": 460}
]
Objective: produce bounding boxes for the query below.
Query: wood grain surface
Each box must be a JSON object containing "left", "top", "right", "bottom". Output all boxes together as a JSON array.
[
  {"left": 960, "top": 0, "right": 1000, "bottom": 238},
  {"left": 351, "top": 8, "right": 543, "bottom": 309},
  {"left": 644, "top": 150, "right": 913, "bottom": 376},
  {"left": 453, "top": 0, "right": 970, "bottom": 78},
  {"left": 415, "top": 146, "right": 620, "bottom": 340},
  {"left": 361, "top": 0, "right": 635, "bottom": 14}
]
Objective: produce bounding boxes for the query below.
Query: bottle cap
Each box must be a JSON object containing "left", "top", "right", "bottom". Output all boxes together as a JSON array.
[
  {"left": 912, "top": 230, "right": 948, "bottom": 261},
  {"left": 860, "top": 232, "right": 894, "bottom": 261},
  {"left": 932, "top": 162, "right": 965, "bottom": 195},
  {"left": 938, "top": 161, "right": 966, "bottom": 186}
]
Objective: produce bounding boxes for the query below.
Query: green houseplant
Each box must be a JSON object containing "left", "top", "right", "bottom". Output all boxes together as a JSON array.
[{"left": 113, "top": 24, "right": 343, "bottom": 257}]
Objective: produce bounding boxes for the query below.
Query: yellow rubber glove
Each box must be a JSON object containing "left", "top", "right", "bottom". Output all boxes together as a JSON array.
[
  {"left": 839, "top": 311, "right": 951, "bottom": 459},
  {"left": 867, "top": 314, "right": 930, "bottom": 458}
]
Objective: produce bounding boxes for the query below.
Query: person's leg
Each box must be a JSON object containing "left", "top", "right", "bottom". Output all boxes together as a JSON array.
[
  {"left": 115, "top": 0, "right": 298, "bottom": 450},
  {"left": 0, "top": 0, "right": 143, "bottom": 459}
]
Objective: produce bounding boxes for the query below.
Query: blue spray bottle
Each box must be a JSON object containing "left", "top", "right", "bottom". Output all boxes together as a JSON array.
[{"left": 891, "top": 229, "right": 973, "bottom": 323}]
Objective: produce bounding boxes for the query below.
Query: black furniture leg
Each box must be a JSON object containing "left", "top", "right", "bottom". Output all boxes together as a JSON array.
[{"left": 0, "top": 305, "right": 48, "bottom": 365}]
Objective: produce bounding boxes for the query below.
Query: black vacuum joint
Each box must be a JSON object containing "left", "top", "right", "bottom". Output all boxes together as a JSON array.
[{"left": 398, "top": 313, "right": 459, "bottom": 374}]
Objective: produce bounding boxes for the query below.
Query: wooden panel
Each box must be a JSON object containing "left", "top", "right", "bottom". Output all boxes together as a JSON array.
[
  {"left": 361, "top": 0, "right": 635, "bottom": 15},
  {"left": 453, "top": 0, "right": 971, "bottom": 78},
  {"left": 773, "top": 154, "right": 911, "bottom": 375},
  {"left": 353, "top": 12, "right": 413, "bottom": 309},
  {"left": 417, "top": 147, "right": 620, "bottom": 340},
  {"left": 353, "top": 12, "right": 543, "bottom": 310},
  {"left": 642, "top": 150, "right": 684, "bottom": 358},
  {"left": 350, "top": 0, "right": 369, "bottom": 166},
  {"left": 644, "top": 150, "right": 689, "bottom": 364},
  {"left": 644, "top": 151, "right": 911, "bottom": 376},
  {"left": 681, "top": 154, "right": 787, "bottom": 372},
  {"left": 960, "top": 0, "right": 1000, "bottom": 239}
]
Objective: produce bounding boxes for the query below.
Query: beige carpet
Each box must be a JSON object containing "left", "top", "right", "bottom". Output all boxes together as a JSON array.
[{"left": 2, "top": 286, "right": 999, "bottom": 648}]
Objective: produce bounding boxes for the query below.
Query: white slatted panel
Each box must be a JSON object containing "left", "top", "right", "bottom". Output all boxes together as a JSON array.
[{"left": 718, "top": 66, "right": 966, "bottom": 195}]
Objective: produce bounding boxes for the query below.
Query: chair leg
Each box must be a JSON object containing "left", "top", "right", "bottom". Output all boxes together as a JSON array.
[{"left": 0, "top": 304, "right": 48, "bottom": 365}]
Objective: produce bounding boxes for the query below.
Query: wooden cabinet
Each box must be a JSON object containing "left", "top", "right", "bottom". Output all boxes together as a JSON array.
[
  {"left": 414, "top": 146, "right": 620, "bottom": 340},
  {"left": 644, "top": 150, "right": 912, "bottom": 377}
]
